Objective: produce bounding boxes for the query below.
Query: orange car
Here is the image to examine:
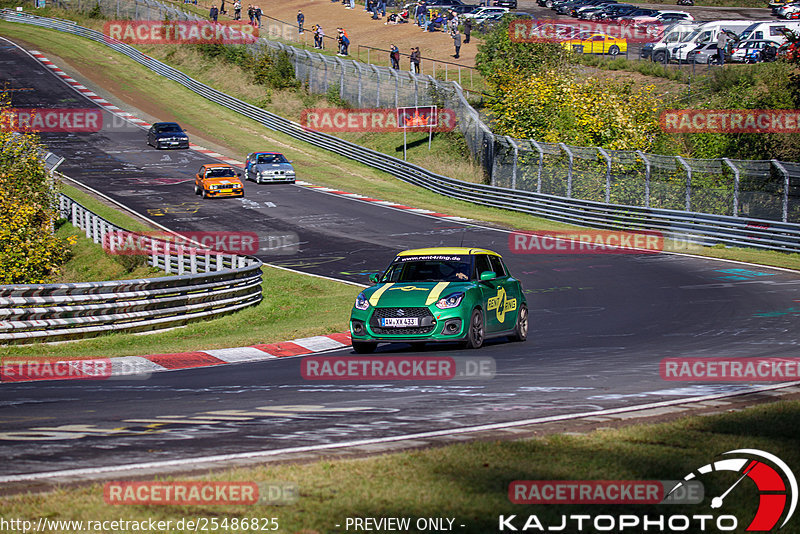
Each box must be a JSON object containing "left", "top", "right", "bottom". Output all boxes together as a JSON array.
[{"left": 194, "top": 164, "right": 244, "bottom": 199}]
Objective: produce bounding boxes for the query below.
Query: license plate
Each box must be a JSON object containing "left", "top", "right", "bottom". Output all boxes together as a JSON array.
[
  {"left": 380, "top": 317, "right": 419, "bottom": 327},
  {"left": 220, "top": 189, "right": 233, "bottom": 193}
]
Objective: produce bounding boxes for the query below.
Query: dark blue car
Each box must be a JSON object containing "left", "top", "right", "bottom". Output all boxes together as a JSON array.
[{"left": 147, "top": 122, "right": 189, "bottom": 149}]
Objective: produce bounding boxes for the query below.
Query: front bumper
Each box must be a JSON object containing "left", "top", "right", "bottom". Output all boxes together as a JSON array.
[
  {"left": 204, "top": 189, "right": 244, "bottom": 197},
  {"left": 350, "top": 305, "right": 467, "bottom": 343},
  {"left": 156, "top": 139, "right": 190, "bottom": 149},
  {"left": 256, "top": 174, "right": 296, "bottom": 183}
]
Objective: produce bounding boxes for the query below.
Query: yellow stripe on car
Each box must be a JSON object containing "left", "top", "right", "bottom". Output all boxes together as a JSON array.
[
  {"left": 425, "top": 282, "right": 450, "bottom": 305},
  {"left": 369, "top": 283, "right": 395, "bottom": 306}
]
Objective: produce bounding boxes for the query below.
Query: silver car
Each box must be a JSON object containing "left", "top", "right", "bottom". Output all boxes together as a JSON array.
[{"left": 244, "top": 152, "right": 296, "bottom": 184}]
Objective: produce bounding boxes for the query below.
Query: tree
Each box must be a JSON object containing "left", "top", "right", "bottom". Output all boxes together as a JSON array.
[{"left": 0, "top": 99, "right": 71, "bottom": 284}]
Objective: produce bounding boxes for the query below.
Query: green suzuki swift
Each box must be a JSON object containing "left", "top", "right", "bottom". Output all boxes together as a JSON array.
[{"left": 349, "top": 247, "right": 528, "bottom": 353}]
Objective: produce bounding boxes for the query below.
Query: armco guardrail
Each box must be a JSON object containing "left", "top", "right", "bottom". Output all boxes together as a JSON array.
[
  {"left": 0, "top": 192, "right": 263, "bottom": 344},
  {"left": 3, "top": 10, "right": 800, "bottom": 253}
]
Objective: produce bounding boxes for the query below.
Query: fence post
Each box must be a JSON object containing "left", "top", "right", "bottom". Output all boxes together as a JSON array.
[
  {"left": 723, "top": 158, "right": 739, "bottom": 217},
  {"left": 323, "top": 57, "right": 328, "bottom": 91},
  {"left": 506, "top": 136, "right": 519, "bottom": 190},
  {"left": 355, "top": 62, "right": 363, "bottom": 107},
  {"left": 676, "top": 156, "right": 691, "bottom": 212},
  {"left": 371, "top": 64, "right": 381, "bottom": 107},
  {"left": 530, "top": 139, "right": 544, "bottom": 194},
  {"left": 559, "top": 143, "right": 574, "bottom": 198},
  {"left": 413, "top": 74, "right": 418, "bottom": 107},
  {"left": 393, "top": 69, "right": 399, "bottom": 108},
  {"left": 597, "top": 147, "right": 611, "bottom": 204},
  {"left": 637, "top": 150, "right": 651, "bottom": 208},
  {"left": 772, "top": 159, "right": 790, "bottom": 222}
]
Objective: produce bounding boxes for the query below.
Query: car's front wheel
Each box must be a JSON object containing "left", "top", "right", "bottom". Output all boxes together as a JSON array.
[
  {"left": 352, "top": 341, "right": 377, "bottom": 354},
  {"left": 194, "top": 184, "right": 201, "bottom": 195},
  {"left": 462, "top": 308, "right": 485, "bottom": 349},
  {"left": 201, "top": 188, "right": 208, "bottom": 199},
  {"left": 510, "top": 304, "right": 528, "bottom": 342}
]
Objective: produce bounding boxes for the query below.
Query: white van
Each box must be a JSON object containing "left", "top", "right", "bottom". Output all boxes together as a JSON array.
[
  {"left": 649, "top": 22, "right": 702, "bottom": 63},
  {"left": 738, "top": 21, "right": 800, "bottom": 42},
  {"left": 669, "top": 20, "right": 761, "bottom": 62}
]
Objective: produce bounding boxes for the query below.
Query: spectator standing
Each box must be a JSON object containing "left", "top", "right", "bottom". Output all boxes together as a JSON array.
[
  {"left": 445, "top": 9, "right": 454, "bottom": 32},
  {"left": 314, "top": 24, "right": 325, "bottom": 48},
  {"left": 410, "top": 47, "right": 421, "bottom": 73},
  {"left": 349, "top": 0, "right": 355, "bottom": 9},
  {"left": 209, "top": 4, "right": 219, "bottom": 21},
  {"left": 451, "top": 30, "right": 461, "bottom": 58},
  {"left": 379, "top": 0, "right": 386, "bottom": 17},
  {"left": 247, "top": 4, "right": 255, "bottom": 25},
  {"left": 463, "top": 17, "right": 471, "bottom": 43},
  {"left": 254, "top": 5, "right": 262, "bottom": 28},
  {"left": 390, "top": 44, "right": 400, "bottom": 69},
  {"left": 341, "top": 28, "right": 350, "bottom": 55},
  {"left": 220, "top": 0, "right": 226, "bottom": 15},
  {"left": 297, "top": 10, "right": 304, "bottom": 33},
  {"left": 233, "top": 0, "right": 241, "bottom": 19},
  {"left": 717, "top": 30, "right": 728, "bottom": 66}
]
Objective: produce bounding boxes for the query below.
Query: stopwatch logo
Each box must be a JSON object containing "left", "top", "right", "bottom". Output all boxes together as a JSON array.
[{"left": 668, "top": 449, "right": 797, "bottom": 531}]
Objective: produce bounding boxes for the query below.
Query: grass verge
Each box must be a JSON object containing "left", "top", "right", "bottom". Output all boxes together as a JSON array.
[
  {"left": 1, "top": 20, "right": 798, "bottom": 273},
  {"left": 1, "top": 399, "right": 798, "bottom": 531}
]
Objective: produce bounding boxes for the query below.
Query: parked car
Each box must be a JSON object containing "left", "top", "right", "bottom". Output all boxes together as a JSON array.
[
  {"left": 780, "top": 4, "right": 800, "bottom": 18},
  {"left": 146, "top": 122, "right": 189, "bottom": 150},
  {"left": 244, "top": 152, "right": 296, "bottom": 184},
  {"left": 564, "top": 31, "right": 627, "bottom": 54},
  {"left": 462, "top": 5, "right": 509, "bottom": 17},
  {"left": 686, "top": 42, "right": 720, "bottom": 63},
  {"left": 730, "top": 39, "right": 782, "bottom": 61},
  {"left": 349, "top": 247, "right": 528, "bottom": 353},
  {"left": 493, "top": 0, "right": 517, "bottom": 8},
  {"left": 194, "top": 164, "right": 244, "bottom": 199}
]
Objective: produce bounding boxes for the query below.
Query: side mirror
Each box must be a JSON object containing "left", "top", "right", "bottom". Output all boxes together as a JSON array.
[
  {"left": 480, "top": 270, "right": 496, "bottom": 281},
  {"left": 237, "top": 172, "right": 242, "bottom": 177},
  {"left": 368, "top": 273, "right": 380, "bottom": 284}
]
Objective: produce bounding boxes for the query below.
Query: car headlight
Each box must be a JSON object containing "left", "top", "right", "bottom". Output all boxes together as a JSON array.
[
  {"left": 436, "top": 292, "right": 464, "bottom": 309},
  {"left": 354, "top": 292, "right": 370, "bottom": 310}
]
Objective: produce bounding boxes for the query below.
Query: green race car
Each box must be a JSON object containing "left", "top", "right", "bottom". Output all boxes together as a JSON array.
[{"left": 349, "top": 247, "right": 528, "bottom": 353}]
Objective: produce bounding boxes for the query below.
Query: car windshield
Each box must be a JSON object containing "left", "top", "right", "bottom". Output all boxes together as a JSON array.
[
  {"left": 206, "top": 168, "right": 237, "bottom": 178},
  {"left": 381, "top": 257, "right": 473, "bottom": 283},
  {"left": 156, "top": 124, "right": 182, "bottom": 133},
  {"left": 256, "top": 154, "right": 289, "bottom": 164}
]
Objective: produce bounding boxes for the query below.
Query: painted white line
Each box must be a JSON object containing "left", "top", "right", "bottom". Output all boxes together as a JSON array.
[
  {"left": 204, "top": 347, "right": 277, "bottom": 363},
  {"left": 3, "top": 381, "right": 798, "bottom": 484},
  {"left": 292, "top": 335, "right": 347, "bottom": 352}
]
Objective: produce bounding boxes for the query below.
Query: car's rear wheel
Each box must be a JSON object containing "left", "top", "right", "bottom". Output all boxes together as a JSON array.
[
  {"left": 462, "top": 308, "right": 484, "bottom": 349},
  {"left": 608, "top": 45, "right": 620, "bottom": 56},
  {"left": 510, "top": 304, "right": 528, "bottom": 342},
  {"left": 653, "top": 50, "right": 667, "bottom": 63},
  {"left": 352, "top": 341, "right": 377, "bottom": 354}
]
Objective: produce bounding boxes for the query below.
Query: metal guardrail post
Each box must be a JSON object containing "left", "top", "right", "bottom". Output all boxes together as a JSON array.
[
  {"left": 530, "top": 140, "right": 543, "bottom": 194},
  {"left": 413, "top": 74, "right": 418, "bottom": 107},
  {"left": 392, "top": 69, "right": 399, "bottom": 108},
  {"left": 723, "top": 158, "right": 739, "bottom": 217},
  {"left": 772, "top": 159, "right": 790, "bottom": 223},
  {"left": 371, "top": 64, "right": 381, "bottom": 107},
  {"left": 676, "top": 156, "right": 692, "bottom": 212},
  {"left": 506, "top": 136, "right": 519, "bottom": 190},
  {"left": 637, "top": 150, "right": 651, "bottom": 208},
  {"left": 356, "top": 62, "right": 363, "bottom": 107},
  {"left": 597, "top": 147, "right": 611, "bottom": 205},
  {"left": 559, "top": 143, "right": 573, "bottom": 198}
]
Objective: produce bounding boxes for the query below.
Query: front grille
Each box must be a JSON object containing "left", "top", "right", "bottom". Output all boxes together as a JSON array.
[
  {"left": 372, "top": 307, "right": 431, "bottom": 318},
  {"left": 370, "top": 307, "right": 435, "bottom": 336},
  {"left": 372, "top": 326, "right": 435, "bottom": 335}
]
